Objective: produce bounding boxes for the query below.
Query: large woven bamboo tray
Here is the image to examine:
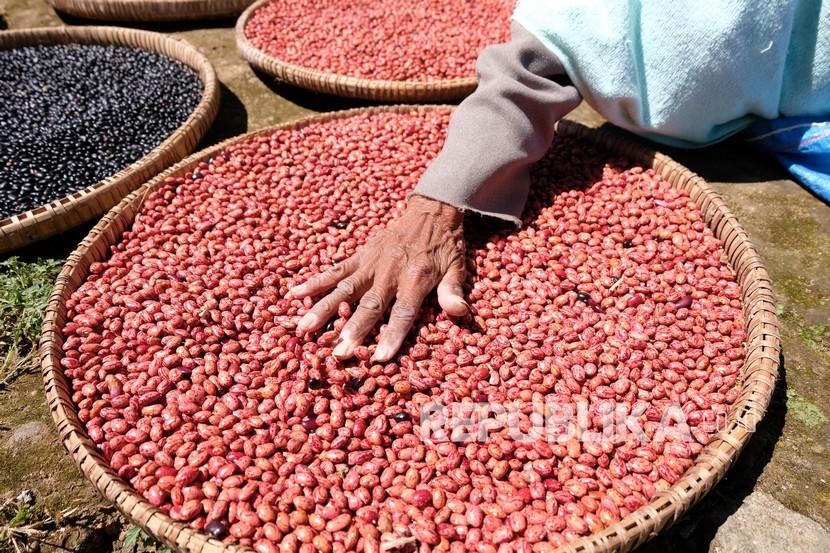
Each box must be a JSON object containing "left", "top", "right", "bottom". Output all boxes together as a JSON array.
[
  {"left": 40, "top": 105, "right": 780, "bottom": 553},
  {"left": 0, "top": 26, "right": 219, "bottom": 254},
  {"left": 45, "top": 0, "right": 252, "bottom": 22},
  {"left": 235, "top": 0, "right": 477, "bottom": 102}
]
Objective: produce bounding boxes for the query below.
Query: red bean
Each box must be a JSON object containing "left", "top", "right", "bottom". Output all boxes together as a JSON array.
[
  {"left": 257, "top": 503, "right": 277, "bottom": 523},
  {"left": 172, "top": 499, "right": 202, "bottom": 521},
  {"left": 326, "top": 514, "right": 352, "bottom": 533},
  {"left": 175, "top": 466, "right": 200, "bottom": 487},
  {"left": 255, "top": 540, "right": 279, "bottom": 553},
  {"left": 508, "top": 512, "right": 526, "bottom": 533},
  {"left": 410, "top": 489, "right": 432, "bottom": 509},
  {"left": 146, "top": 485, "right": 166, "bottom": 506},
  {"left": 467, "top": 506, "right": 484, "bottom": 528},
  {"left": 61, "top": 111, "right": 745, "bottom": 551}
]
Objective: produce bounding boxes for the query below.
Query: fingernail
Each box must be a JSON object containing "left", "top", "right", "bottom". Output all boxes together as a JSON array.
[
  {"left": 373, "top": 345, "right": 391, "bottom": 361},
  {"left": 333, "top": 340, "right": 352, "bottom": 358},
  {"left": 297, "top": 312, "right": 317, "bottom": 331},
  {"left": 289, "top": 285, "right": 304, "bottom": 297}
]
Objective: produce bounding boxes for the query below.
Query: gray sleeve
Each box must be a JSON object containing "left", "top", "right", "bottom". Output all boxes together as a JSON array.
[{"left": 413, "top": 21, "right": 581, "bottom": 226}]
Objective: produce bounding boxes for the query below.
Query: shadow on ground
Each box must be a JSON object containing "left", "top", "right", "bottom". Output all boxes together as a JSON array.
[
  {"left": 670, "top": 142, "right": 790, "bottom": 185},
  {"left": 251, "top": 69, "right": 466, "bottom": 113},
  {"left": 252, "top": 69, "right": 392, "bottom": 113},
  {"left": 638, "top": 352, "right": 788, "bottom": 552},
  {"left": 11, "top": 223, "right": 95, "bottom": 261},
  {"left": 54, "top": 12, "right": 239, "bottom": 33},
  {"left": 198, "top": 81, "right": 248, "bottom": 147}
]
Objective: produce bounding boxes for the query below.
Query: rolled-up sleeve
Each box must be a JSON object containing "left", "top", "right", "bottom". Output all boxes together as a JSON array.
[{"left": 414, "top": 21, "right": 581, "bottom": 226}]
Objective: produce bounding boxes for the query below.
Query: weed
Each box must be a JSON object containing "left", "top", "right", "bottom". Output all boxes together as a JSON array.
[
  {"left": 123, "top": 525, "right": 173, "bottom": 553},
  {"left": 800, "top": 324, "right": 829, "bottom": 352},
  {"left": 786, "top": 389, "right": 829, "bottom": 428},
  {"left": 0, "top": 257, "right": 62, "bottom": 390},
  {"left": 0, "top": 498, "right": 76, "bottom": 553}
]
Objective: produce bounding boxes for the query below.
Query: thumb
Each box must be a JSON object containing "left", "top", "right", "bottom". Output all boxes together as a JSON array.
[{"left": 437, "top": 257, "right": 468, "bottom": 317}]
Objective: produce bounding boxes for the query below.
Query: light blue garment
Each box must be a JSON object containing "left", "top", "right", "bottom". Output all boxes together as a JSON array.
[
  {"left": 512, "top": 0, "right": 830, "bottom": 148},
  {"left": 742, "top": 116, "right": 830, "bottom": 203}
]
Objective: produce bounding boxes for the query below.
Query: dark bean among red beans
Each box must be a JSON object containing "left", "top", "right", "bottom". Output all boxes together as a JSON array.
[
  {"left": 61, "top": 110, "right": 745, "bottom": 552},
  {"left": 205, "top": 519, "right": 229, "bottom": 539},
  {"left": 244, "top": 0, "right": 514, "bottom": 81},
  {"left": 0, "top": 44, "right": 202, "bottom": 219}
]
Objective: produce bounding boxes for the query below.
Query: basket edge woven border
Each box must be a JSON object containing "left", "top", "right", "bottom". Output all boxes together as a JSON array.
[
  {"left": 40, "top": 108, "right": 780, "bottom": 553},
  {"left": 234, "top": 0, "right": 477, "bottom": 102},
  {"left": 44, "top": 0, "right": 252, "bottom": 23},
  {"left": 0, "top": 25, "right": 220, "bottom": 254}
]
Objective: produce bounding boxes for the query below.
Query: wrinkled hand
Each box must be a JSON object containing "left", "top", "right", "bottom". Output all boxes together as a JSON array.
[{"left": 290, "top": 194, "right": 468, "bottom": 362}]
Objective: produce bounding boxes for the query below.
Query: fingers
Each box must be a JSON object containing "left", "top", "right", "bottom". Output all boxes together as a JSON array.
[
  {"left": 372, "top": 266, "right": 436, "bottom": 362},
  {"left": 293, "top": 238, "right": 465, "bottom": 362},
  {"left": 296, "top": 271, "right": 369, "bottom": 334},
  {"left": 372, "top": 299, "right": 422, "bottom": 362},
  {"left": 332, "top": 281, "right": 395, "bottom": 359},
  {"left": 290, "top": 256, "right": 359, "bottom": 299},
  {"left": 437, "top": 256, "right": 468, "bottom": 317}
]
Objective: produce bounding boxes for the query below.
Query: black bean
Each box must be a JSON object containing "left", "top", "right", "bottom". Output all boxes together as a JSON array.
[
  {"left": 0, "top": 44, "right": 202, "bottom": 219},
  {"left": 204, "top": 520, "right": 228, "bottom": 539},
  {"left": 576, "top": 291, "right": 591, "bottom": 303},
  {"left": 391, "top": 412, "right": 410, "bottom": 422},
  {"left": 622, "top": 239, "right": 634, "bottom": 248},
  {"left": 345, "top": 377, "right": 365, "bottom": 392},
  {"left": 307, "top": 378, "right": 323, "bottom": 390}
]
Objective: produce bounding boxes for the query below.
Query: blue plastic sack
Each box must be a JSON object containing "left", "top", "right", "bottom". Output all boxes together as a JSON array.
[{"left": 742, "top": 117, "right": 830, "bottom": 204}]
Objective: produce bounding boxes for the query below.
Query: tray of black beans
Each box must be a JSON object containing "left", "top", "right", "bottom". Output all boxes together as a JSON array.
[{"left": 0, "top": 26, "right": 218, "bottom": 252}]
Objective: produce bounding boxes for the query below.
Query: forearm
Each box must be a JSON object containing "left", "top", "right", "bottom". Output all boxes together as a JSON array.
[{"left": 414, "top": 21, "right": 581, "bottom": 226}]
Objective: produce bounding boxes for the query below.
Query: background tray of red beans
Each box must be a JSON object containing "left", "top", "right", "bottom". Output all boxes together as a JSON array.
[
  {"left": 41, "top": 106, "right": 779, "bottom": 553},
  {"left": 236, "top": 0, "right": 514, "bottom": 101}
]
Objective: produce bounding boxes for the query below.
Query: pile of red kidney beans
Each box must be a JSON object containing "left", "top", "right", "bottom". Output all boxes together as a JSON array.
[
  {"left": 244, "top": 0, "right": 514, "bottom": 81},
  {"left": 61, "top": 110, "right": 745, "bottom": 553}
]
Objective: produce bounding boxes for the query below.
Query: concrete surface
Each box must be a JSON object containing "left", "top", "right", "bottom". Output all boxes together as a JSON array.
[
  {"left": 4, "top": 421, "right": 50, "bottom": 450},
  {"left": 0, "top": 1, "right": 828, "bottom": 552},
  {"left": 709, "top": 491, "right": 830, "bottom": 553}
]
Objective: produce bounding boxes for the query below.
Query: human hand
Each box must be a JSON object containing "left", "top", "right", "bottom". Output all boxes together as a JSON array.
[{"left": 290, "top": 194, "right": 468, "bottom": 362}]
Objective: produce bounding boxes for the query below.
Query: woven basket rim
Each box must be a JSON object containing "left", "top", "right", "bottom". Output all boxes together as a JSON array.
[
  {"left": 235, "top": 0, "right": 478, "bottom": 102},
  {"left": 40, "top": 106, "right": 780, "bottom": 553},
  {"left": 0, "top": 25, "right": 219, "bottom": 254},
  {"left": 45, "top": 0, "right": 252, "bottom": 22}
]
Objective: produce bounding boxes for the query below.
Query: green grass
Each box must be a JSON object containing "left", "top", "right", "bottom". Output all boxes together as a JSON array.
[
  {"left": 800, "top": 324, "right": 829, "bottom": 352},
  {"left": 786, "top": 389, "right": 829, "bottom": 428},
  {"left": 123, "top": 526, "right": 173, "bottom": 553},
  {"left": 0, "top": 257, "right": 63, "bottom": 388},
  {"left": 0, "top": 500, "right": 48, "bottom": 552},
  {"left": 5, "top": 504, "right": 32, "bottom": 529},
  {"left": 0, "top": 499, "right": 84, "bottom": 552}
]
